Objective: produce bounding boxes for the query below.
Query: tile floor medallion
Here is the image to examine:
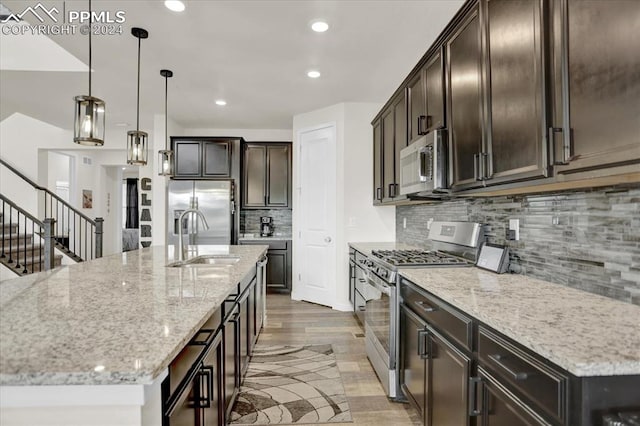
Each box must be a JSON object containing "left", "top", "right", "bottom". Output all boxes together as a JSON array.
[{"left": 230, "top": 345, "right": 353, "bottom": 425}]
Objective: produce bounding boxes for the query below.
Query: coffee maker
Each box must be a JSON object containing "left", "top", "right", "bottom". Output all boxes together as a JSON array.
[{"left": 260, "top": 216, "right": 274, "bottom": 237}]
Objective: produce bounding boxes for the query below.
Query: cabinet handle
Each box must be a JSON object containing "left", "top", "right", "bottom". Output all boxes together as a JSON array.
[
  {"left": 473, "top": 154, "right": 481, "bottom": 181},
  {"left": 418, "top": 329, "right": 430, "bottom": 359},
  {"left": 414, "top": 300, "right": 437, "bottom": 313},
  {"left": 376, "top": 187, "right": 382, "bottom": 201},
  {"left": 198, "top": 366, "right": 214, "bottom": 408},
  {"left": 468, "top": 376, "right": 482, "bottom": 416},
  {"left": 549, "top": 127, "right": 570, "bottom": 165},
  {"left": 481, "top": 152, "right": 490, "bottom": 179},
  {"left": 488, "top": 354, "right": 530, "bottom": 381},
  {"left": 388, "top": 183, "right": 395, "bottom": 198},
  {"left": 417, "top": 115, "right": 428, "bottom": 135}
]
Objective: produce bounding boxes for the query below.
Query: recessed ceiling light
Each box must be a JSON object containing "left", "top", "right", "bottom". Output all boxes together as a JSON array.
[
  {"left": 115, "top": 122, "right": 130, "bottom": 127},
  {"left": 164, "top": 1, "right": 185, "bottom": 12},
  {"left": 215, "top": 100, "right": 227, "bottom": 106},
  {"left": 94, "top": 365, "right": 105, "bottom": 372},
  {"left": 311, "top": 21, "right": 329, "bottom": 33},
  {"left": 307, "top": 70, "right": 321, "bottom": 78}
]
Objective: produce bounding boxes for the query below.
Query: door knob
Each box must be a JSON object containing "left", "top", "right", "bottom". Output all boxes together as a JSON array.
[{"left": 324, "top": 237, "right": 332, "bottom": 243}]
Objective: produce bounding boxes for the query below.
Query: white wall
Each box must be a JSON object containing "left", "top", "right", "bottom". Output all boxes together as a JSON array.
[{"left": 292, "top": 103, "right": 395, "bottom": 311}]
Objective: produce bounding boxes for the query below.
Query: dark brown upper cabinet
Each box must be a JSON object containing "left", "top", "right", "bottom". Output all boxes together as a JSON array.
[
  {"left": 481, "top": 0, "right": 549, "bottom": 184},
  {"left": 373, "top": 119, "right": 383, "bottom": 204},
  {"left": 241, "top": 143, "right": 291, "bottom": 209},
  {"left": 172, "top": 138, "right": 231, "bottom": 178},
  {"left": 549, "top": 0, "right": 640, "bottom": 174},
  {"left": 375, "top": 90, "right": 408, "bottom": 204},
  {"left": 408, "top": 49, "right": 446, "bottom": 145},
  {"left": 446, "top": 5, "right": 484, "bottom": 191}
]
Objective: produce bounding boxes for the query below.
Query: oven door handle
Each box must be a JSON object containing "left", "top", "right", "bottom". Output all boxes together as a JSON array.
[{"left": 367, "top": 277, "right": 391, "bottom": 296}]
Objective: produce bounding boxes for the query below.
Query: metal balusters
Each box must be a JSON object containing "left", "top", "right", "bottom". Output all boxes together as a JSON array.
[
  {"left": 15, "top": 214, "right": 21, "bottom": 270},
  {"left": 8, "top": 206, "right": 13, "bottom": 264},
  {"left": 23, "top": 216, "right": 28, "bottom": 274},
  {"left": 1, "top": 201, "right": 5, "bottom": 259}
]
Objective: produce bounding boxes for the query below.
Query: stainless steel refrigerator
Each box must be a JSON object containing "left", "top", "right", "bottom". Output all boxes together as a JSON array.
[{"left": 167, "top": 180, "right": 236, "bottom": 246}]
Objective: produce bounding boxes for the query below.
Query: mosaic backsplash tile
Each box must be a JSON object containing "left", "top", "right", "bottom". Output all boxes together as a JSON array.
[
  {"left": 396, "top": 185, "right": 640, "bottom": 305},
  {"left": 241, "top": 209, "right": 292, "bottom": 236}
]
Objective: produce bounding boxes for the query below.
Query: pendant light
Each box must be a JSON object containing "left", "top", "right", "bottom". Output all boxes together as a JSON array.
[
  {"left": 158, "top": 69, "right": 174, "bottom": 176},
  {"left": 73, "top": 0, "right": 105, "bottom": 146},
  {"left": 127, "top": 27, "right": 149, "bottom": 165}
]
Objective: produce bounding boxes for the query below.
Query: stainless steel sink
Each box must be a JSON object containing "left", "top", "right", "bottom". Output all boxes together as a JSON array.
[{"left": 167, "top": 254, "right": 241, "bottom": 268}]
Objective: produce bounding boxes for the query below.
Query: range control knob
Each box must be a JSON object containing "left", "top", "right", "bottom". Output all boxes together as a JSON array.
[{"left": 379, "top": 269, "right": 388, "bottom": 279}]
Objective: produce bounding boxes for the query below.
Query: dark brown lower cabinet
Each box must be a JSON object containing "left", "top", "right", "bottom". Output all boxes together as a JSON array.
[
  {"left": 478, "top": 367, "right": 549, "bottom": 426},
  {"left": 400, "top": 304, "right": 471, "bottom": 426},
  {"left": 400, "top": 304, "right": 428, "bottom": 420},
  {"left": 428, "top": 328, "right": 471, "bottom": 426},
  {"left": 163, "top": 331, "right": 224, "bottom": 426},
  {"left": 222, "top": 303, "right": 240, "bottom": 422},
  {"left": 239, "top": 240, "right": 291, "bottom": 293}
]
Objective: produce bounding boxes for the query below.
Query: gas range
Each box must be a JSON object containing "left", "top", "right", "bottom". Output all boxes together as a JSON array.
[{"left": 367, "top": 249, "right": 472, "bottom": 284}]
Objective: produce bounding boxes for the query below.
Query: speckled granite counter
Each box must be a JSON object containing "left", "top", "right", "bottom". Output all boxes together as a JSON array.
[
  {"left": 400, "top": 267, "right": 640, "bottom": 377},
  {"left": 0, "top": 245, "right": 267, "bottom": 386},
  {"left": 349, "top": 242, "right": 420, "bottom": 257}
]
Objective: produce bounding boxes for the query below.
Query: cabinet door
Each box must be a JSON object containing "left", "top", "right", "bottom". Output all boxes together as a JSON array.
[
  {"left": 408, "top": 70, "right": 427, "bottom": 143},
  {"left": 247, "top": 278, "right": 257, "bottom": 354},
  {"left": 393, "top": 91, "right": 408, "bottom": 200},
  {"left": 425, "top": 49, "right": 445, "bottom": 132},
  {"left": 478, "top": 368, "right": 549, "bottom": 426},
  {"left": 203, "top": 141, "right": 231, "bottom": 177},
  {"left": 165, "top": 375, "right": 199, "bottom": 426},
  {"left": 200, "top": 332, "right": 224, "bottom": 426},
  {"left": 428, "top": 328, "right": 471, "bottom": 426},
  {"left": 373, "top": 119, "right": 383, "bottom": 204},
  {"left": 552, "top": 0, "right": 640, "bottom": 172},
  {"left": 484, "top": 0, "right": 548, "bottom": 184},
  {"left": 243, "top": 145, "right": 267, "bottom": 208},
  {"left": 174, "top": 141, "right": 202, "bottom": 177},
  {"left": 447, "top": 7, "right": 483, "bottom": 190},
  {"left": 382, "top": 107, "right": 396, "bottom": 201},
  {"left": 239, "top": 292, "right": 249, "bottom": 377},
  {"left": 223, "top": 310, "right": 239, "bottom": 417},
  {"left": 400, "top": 304, "right": 428, "bottom": 423},
  {"left": 266, "top": 144, "right": 290, "bottom": 207},
  {"left": 266, "top": 250, "right": 287, "bottom": 291}
]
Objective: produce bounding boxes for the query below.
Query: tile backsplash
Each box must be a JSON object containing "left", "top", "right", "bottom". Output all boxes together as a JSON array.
[
  {"left": 396, "top": 185, "right": 640, "bottom": 305},
  {"left": 241, "top": 209, "right": 292, "bottom": 236}
]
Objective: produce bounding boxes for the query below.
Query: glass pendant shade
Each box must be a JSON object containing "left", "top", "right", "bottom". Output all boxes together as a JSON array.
[
  {"left": 158, "top": 149, "right": 174, "bottom": 176},
  {"left": 127, "top": 130, "right": 148, "bottom": 165},
  {"left": 74, "top": 95, "right": 105, "bottom": 145}
]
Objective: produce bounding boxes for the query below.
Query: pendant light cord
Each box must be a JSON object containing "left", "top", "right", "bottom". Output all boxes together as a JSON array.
[
  {"left": 88, "top": 0, "right": 92, "bottom": 97},
  {"left": 165, "top": 74, "right": 169, "bottom": 150},
  {"left": 136, "top": 36, "right": 141, "bottom": 132}
]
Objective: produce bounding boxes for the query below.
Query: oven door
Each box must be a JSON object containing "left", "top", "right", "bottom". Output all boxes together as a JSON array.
[{"left": 365, "top": 275, "right": 392, "bottom": 359}]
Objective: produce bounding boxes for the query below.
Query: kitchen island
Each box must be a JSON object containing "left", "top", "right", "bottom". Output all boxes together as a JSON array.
[{"left": 0, "top": 244, "right": 267, "bottom": 426}]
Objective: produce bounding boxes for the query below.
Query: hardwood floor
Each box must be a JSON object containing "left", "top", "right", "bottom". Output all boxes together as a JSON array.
[{"left": 257, "top": 294, "right": 422, "bottom": 425}]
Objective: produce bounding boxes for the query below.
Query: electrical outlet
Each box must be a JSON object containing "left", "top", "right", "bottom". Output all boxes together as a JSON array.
[
  {"left": 403, "top": 218, "right": 407, "bottom": 229},
  {"left": 508, "top": 219, "right": 520, "bottom": 241},
  {"left": 427, "top": 218, "right": 434, "bottom": 229}
]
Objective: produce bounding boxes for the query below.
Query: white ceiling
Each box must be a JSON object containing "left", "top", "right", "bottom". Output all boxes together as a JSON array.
[{"left": 0, "top": 0, "right": 463, "bottom": 132}]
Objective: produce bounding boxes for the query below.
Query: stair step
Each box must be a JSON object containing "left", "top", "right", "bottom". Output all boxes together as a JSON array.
[
  {"left": 1, "top": 254, "right": 63, "bottom": 274},
  {"left": 0, "top": 223, "right": 18, "bottom": 234},
  {"left": 1, "top": 233, "right": 33, "bottom": 242}
]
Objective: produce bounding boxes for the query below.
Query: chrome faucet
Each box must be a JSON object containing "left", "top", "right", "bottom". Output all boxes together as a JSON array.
[{"left": 177, "top": 208, "right": 209, "bottom": 261}]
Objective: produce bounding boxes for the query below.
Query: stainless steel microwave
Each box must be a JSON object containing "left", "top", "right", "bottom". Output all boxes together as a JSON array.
[{"left": 399, "top": 129, "right": 448, "bottom": 196}]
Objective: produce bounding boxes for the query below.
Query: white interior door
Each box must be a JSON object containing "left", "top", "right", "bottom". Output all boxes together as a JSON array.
[{"left": 294, "top": 124, "right": 337, "bottom": 307}]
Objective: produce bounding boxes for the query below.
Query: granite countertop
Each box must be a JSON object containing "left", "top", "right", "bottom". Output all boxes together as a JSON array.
[
  {"left": 348, "top": 241, "right": 421, "bottom": 257},
  {"left": 239, "top": 234, "right": 292, "bottom": 241},
  {"left": 0, "top": 245, "right": 267, "bottom": 387},
  {"left": 400, "top": 267, "right": 640, "bottom": 377}
]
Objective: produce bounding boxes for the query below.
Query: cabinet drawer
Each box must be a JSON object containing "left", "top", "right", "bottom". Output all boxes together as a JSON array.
[
  {"left": 478, "top": 326, "right": 568, "bottom": 424},
  {"left": 401, "top": 279, "right": 473, "bottom": 352}
]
